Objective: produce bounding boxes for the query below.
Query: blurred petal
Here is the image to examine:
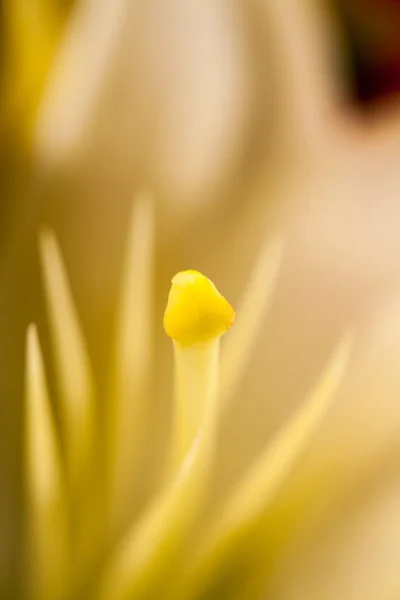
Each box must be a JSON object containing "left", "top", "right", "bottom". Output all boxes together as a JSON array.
[
  {"left": 1, "top": 0, "right": 62, "bottom": 138},
  {"left": 35, "top": 0, "right": 129, "bottom": 166},
  {"left": 253, "top": 0, "right": 344, "bottom": 148},
  {"left": 135, "top": 0, "right": 250, "bottom": 207}
]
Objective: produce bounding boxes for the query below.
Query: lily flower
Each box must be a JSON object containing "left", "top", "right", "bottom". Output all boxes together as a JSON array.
[{"left": 3, "top": 1, "right": 400, "bottom": 599}]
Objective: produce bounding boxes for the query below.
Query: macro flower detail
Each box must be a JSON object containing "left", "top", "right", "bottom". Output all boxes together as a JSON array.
[
  {"left": 25, "top": 196, "right": 351, "bottom": 600},
  {"left": 164, "top": 270, "right": 236, "bottom": 345}
]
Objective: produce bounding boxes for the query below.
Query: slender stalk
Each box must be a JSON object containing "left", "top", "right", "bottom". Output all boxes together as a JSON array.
[
  {"left": 96, "top": 270, "right": 235, "bottom": 600},
  {"left": 171, "top": 339, "right": 219, "bottom": 470},
  {"left": 25, "top": 325, "right": 70, "bottom": 600},
  {"left": 220, "top": 235, "right": 283, "bottom": 407},
  {"left": 39, "top": 229, "right": 95, "bottom": 491},
  {"left": 109, "top": 193, "right": 154, "bottom": 534}
]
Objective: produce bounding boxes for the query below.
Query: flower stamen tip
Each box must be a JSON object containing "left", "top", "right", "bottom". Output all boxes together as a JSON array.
[{"left": 163, "top": 270, "right": 235, "bottom": 345}]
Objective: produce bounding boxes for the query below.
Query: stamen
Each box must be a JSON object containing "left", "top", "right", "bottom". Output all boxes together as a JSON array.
[
  {"left": 164, "top": 270, "right": 235, "bottom": 468},
  {"left": 96, "top": 272, "right": 235, "bottom": 599},
  {"left": 96, "top": 437, "right": 202, "bottom": 600},
  {"left": 220, "top": 236, "right": 283, "bottom": 407},
  {"left": 109, "top": 193, "right": 154, "bottom": 534},
  {"left": 39, "top": 229, "right": 95, "bottom": 490},
  {"left": 25, "top": 325, "right": 70, "bottom": 600},
  {"left": 164, "top": 270, "right": 235, "bottom": 346}
]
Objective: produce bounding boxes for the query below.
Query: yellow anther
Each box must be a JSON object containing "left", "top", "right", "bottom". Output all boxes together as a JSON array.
[{"left": 164, "top": 270, "right": 235, "bottom": 345}]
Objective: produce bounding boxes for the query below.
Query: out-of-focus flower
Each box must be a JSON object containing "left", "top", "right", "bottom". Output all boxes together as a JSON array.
[
  {"left": 25, "top": 195, "right": 351, "bottom": 600},
  {"left": 3, "top": 1, "right": 400, "bottom": 599}
]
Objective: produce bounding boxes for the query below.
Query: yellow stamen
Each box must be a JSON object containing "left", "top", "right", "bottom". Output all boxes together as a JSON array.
[
  {"left": 221, "top": 236, "right": 283, "bottom": 407},
  {"left": 170, "top": 340, "right": 220, "bottom": 469},
  {"left": 39, "top": 228, "right": 105, "bottom": 583},
  {"left": 25, "top": 325, "right": 70, "bottom": 600},
  {"left": 164, "top": 270, "right": 235, "bottom": 346},
  {"left": 109, "top": 193, "right": 154, "bottom": 534},
  {"left": 165, "top": 271, "right": 235, "bottom": 468},
  {"left": 39, "top": 229, "right": 95, "bottom": 490},
  {"left": 96, "top": 273, "right": 235, "bottom": 599}
]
